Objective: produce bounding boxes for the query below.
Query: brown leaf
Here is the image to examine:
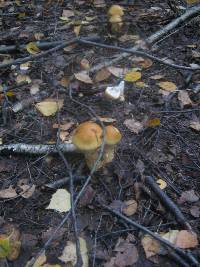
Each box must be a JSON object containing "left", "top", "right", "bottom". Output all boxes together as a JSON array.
[
  {"left": 175, "top": 230, "right": 198, "bottom": 249},
  {"left": 80, "top": 58, "right": 90, "bottom": 70},
  {"left": 141, "top": 235, "right": 160, "bottom": 258},
  {"left": 179, "top": 190, "right": 199, "bottom": 204},
  {"left": 95, "top": 68, "right": 111, "bottom": 82},
  {"left": 62, "top": 9, "right": 74, "bottom": 18},
  {"left": 115, "top": 244, "right": 138, "bottom": 267},
  {"left": 124, "top": 118, "right": 143, "bottom": 134},
  {"left": 0, "top": 186, "right": 17, "bottom": 198},
  {"left": 158, "top": 81, "right": 177, "bottom": 91},
  {"left": 107, "top": 66, "right": 129, "bottom": 78},
  {"left": 19, "top": 184, "right": 36, "bottom": 198},
  {"left": 74, "top": 72, "right": 93, "bottom": 84},
  {"left": 122, "top": 200, "right": 137, "bottom": 216},
  {"left": 190, "top": 206, "right": 200, "bottom": 218},
  {"left": 53, "top": 122, "right": 74, "bottom": 131},
  {"left": 79, "top": 185, "right": 96, "bottom": 207},
  {"left": 178, "top": 91, "right": 192, "bottom": 108},
  {"left": 190, "top": 121, "right": 200, "bottom": 131}
]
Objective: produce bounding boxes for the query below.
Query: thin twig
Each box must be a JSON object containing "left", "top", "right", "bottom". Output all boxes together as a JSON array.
[
  {"left": 100, "top": 202, "right": 199, "bottom": 266},
  {"left": 78, "top": 39, "right": 200, "bottom": 71}
]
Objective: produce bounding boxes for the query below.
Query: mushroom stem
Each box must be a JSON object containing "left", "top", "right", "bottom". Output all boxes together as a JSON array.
[{"left": 0, "top": 143, "right": 78, "bottom": 155}]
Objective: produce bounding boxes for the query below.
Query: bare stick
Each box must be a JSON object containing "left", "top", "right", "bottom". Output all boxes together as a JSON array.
[
  {"left": 100, "top": 203, "right": 199, "bottom": 267},
  {"left": 78, "top": 39, "right": 200, "bottom": 71},
  {"left": 146, "top": 4, "right": 200, "bottom": 44},
  {"left": 0, "top": 143, "right": 77, "bottom": 154},
  {"left": 144, "top": 176, "right": 191, "bottom": 231}
]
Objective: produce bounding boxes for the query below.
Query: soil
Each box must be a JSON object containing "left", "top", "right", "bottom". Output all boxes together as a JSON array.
[{"left": 0, "top": 1, "right": 200, "bottom": 267}]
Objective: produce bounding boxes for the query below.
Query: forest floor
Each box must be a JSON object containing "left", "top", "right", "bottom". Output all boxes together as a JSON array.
[{"left": 0, "top": 1, "right": 200, "bottom": 267}]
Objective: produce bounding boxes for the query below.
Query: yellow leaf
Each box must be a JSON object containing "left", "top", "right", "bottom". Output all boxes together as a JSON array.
[
  {"left": 6, "top": 91, "right": 15, "bottom": 97},
  {"left": 74, "top": 25, "right": 81, "bottom": 36},
  {"left": 158, "top": 81, "right": 177, "bottom": 91},
  {"left": 156, "top": 179, "right": 167, "bottom": 190},
  {"left": 0, "top": 234, "right": 10, "bottom": 258},
  {"left": 46, "top": 189, "right": 71, "bottom": 213},
  {"left": 26, "top": 42, "right": 40, "bottom": 55},
  {"left": 35, "top": 99, "right": 64, "bottom": 117},
  {"left": 135, "top": 81, "right": 148, "bottom": 88},
  {"left": 124, "top": 71, "right": 141, "bottom": 82},
  {"left": 146, "top": 118, "right": 161, "bottom": 127}
]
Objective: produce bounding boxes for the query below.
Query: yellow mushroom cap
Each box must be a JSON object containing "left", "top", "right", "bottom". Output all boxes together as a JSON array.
[
  {"left": 72, "top": 122, "right": 102, "bottom": 151},
  {"left": 105, "top": 125, "right": 122, "bottom": 145},
  {"left": 108, "top": 5, "right": 124, "bottom": 17},
  {"left": 109, "top": 15, "right": 122, "bottom": 24}
]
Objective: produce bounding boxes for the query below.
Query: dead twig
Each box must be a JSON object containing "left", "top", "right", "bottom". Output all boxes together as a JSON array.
[
  {"left": 0, "top": 143, "right": 77, "bottom": 154},
  {"left": 78, "top": 39, "right": 200, "bottom": 71},
  {"left": 146, "top": 4, "right": 200, "bottom": 44},
  {"left": 100, "top": 202, "right": 199, "bottom": 267},
  {"left": 144, "top": 176, "right": 192, "bottom": 231}
]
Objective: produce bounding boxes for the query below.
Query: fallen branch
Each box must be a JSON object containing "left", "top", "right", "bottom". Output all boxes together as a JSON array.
[
  {"left": 146, "top": 4, "right": 200, "bottom": 44},
  {"left": 100, "top": 202, "right": 199, "bottom": 267},
  {"left": 0, "top": 143, "right": 77, "bottom": 154},
  {"left": 78, "top": 39, "right": 200, "bottom": 71},
  {"left": 144, "top": 176, "right": 192, "bottom": 231}
]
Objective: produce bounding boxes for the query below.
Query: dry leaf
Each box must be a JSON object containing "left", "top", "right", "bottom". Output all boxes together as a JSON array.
[
  {"left": 124, "top": 71, "right": 141, "bottom": 82},
  {"left": 162, "top": 230, "right": 179, "bottom": 244},
  {"left": 74, "top": 72, "right": 93, "bottom": 84},
  {"left": 179, "top": 190, "right": 199, "bottom": 204},
  {"left": 26, "top": 42, "right": 40, "bottom": 54},
  {"left": 135, "top": 81, "right": 148, "bottom": 88},
  {"left": 35, "top": 99, "right": 64, "bottom": 117},
  {"left": 62, "top": 9, "right": 74, "bottom": 18},
  {"left": 189, "top": 121, "right": 200, "bottom": 131},
  {"left": 46, "top": 189, "right": 71, "bottom": 213},
  {"left": 190, "top": 206, "right": 200, "bottom": 218},
  {"left": 93, "top": 0, "right": 106, "bottom": 7},
  {"left": 98, "top": 117, "right": 116, "bottom": 123},
  {"left": 59, "top": 131, "right": 69, "bottom": 142},
  {"left": 175, "top": 231, "right": 198, "bottom": 249},
  {"left": 59, "top": 76, "right": 70, "bottom": 87},
  {"left": 16, "top": 74, "right": 31, "bottom": 84},
  {"left": 19, "top": 184, "right": 36, "bottom": 198},
  {"left": 107, "top": 66, "right": 129, "bottom": 78},
  {"left": 74, "top": 25, "right": 81, "bottom": 36},
  {"left": 124, "top": 118, "right": 143, "bottom": 134},
  {"left": 146, "top": 118, "right": 160, "bottom": 127},
  {"left": 158, "top": 81, "right": 177, "bottom": 91},
  {"left": 150, "top": 74, "right": 164, "bottom": 80},
  {"left": 156, "top": 179, "right": 167, "bottom": 190},
  {"left": 122, "top": 200, "right": 137, "bottom": 216},
  {"left": 20, "top": 62, "right": 31, "bottom": 70},
  {"left": 53, "top": 122, "right": 74, "bottom": 131},
  {"left": 95, "top": 68, "right": 111, "bottom": 82},
  {"left": 80, "top": 58, "right": 90, "bottom": 70},
  {"left": 141, "top": 235, "right": 160, "bottom": 258},
  {"left": 0, "top": 186, "right": 17, "bottom": 198},
  {"left": 138, "top": 58, "right": 153, "bottom": 69},
  {"left": 59, "top": 237, "right": 88, "bottom": 267},
  {"left": 178, "top": 91, "right": 192, "bottom": 108}
]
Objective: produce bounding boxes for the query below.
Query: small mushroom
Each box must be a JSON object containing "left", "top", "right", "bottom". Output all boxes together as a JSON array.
[
  {"left": 108, "top": 5, "right": 124, "bottom": 17},
  {"left": 108, "top": 5, "right": 124, "bottom": 33}
]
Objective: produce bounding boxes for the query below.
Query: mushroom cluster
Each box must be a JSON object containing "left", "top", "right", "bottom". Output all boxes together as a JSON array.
[
  {"left": 108, "top": 5, "right": 124, "bottom": 33},
  {"left": 72, "top": 121, "right": 122, "bottom": 170}
]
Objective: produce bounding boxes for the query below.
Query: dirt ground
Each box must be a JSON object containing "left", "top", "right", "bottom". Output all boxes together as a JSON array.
[{"left": 0, "top": 1, "right": 200, "bottom": 267}]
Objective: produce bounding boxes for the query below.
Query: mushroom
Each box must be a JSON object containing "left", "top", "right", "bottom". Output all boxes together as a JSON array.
[
  {"left": 108, "top": 5, "right": 124, "bottom": 33},
  {"left": 108, "top": 5, "right": 124, "bottom": 17},
  {"left": 72, "top": 121, "right": 103, "bottom": 169}
]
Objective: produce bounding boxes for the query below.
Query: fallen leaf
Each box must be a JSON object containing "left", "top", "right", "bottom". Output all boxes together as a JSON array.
[
  {"left": 59, "top": 130, "right": 70, "bottom": 141},
  {"left": 35, "top": 99, "right": 64, "bottom": 116},
  {"left": 135, "top": 81, "right": 148, "bottom": 88},
  {"left": 16, "top": 74, "right": 31, "bottom": 84},
  {"left": 30, "top": 83, "right": 40, "bottom": 95},
  {"left": 150, "top": 74, "right": 164, "bottom": 80},
  {"left": 80, "top": 58, "right": 90, "bottom": 70},
  {"left": 20, "top": 62, "right": 31, "bottom": 70},
  {"left": 95, "top": 68, "right": 111, "bottom": 82},
  {"left": 179, "top": 190, "right": 199, "bottom": 204},
  {"left": 107, "top": 66, "right": 129, "bottom": 78},
  {"left": 59, "top": 76, "right": 70, "bottom": 87},
  {"left": 156, "top": 179, "right": 167, "bottom": 190},
  {"left": 124, "top": 118, "right": 143, "bottom": 134},
  {"left": 62, "top": 9, "right": 74, "bottom": 18},
  {"left": 138, "top": 58, "right": 153, "bottom": 69},
  {"left": 190, "top": 206, "right": 200, "bottom": 218},
  {"left": 46, "top": 189, "right": 71, "bottom": 213},
  {"left": 190, "top": 121, "right": 200, "bottom": 131},
  {"left": 146, "top": 118, "right": 160, "bottom": 127},
  {"left": 26, "top": 42, "right": 40, "bottom": 54},
  {"left": 178, "top": 91, "right": 192, "bottom": 108},
  {"left": 59, "top": 237, "right": 88, "bottom": 267},
  {"left": 124, "top": 71, "right": 141, "bottom": 82},
  {"left": 115, "top": 243, "right": 138, "bottom": 267},
  {"left": 19, "top": 184, "right": 36, "bottom": 198},
  {"left": 141, "top": 235, "right": 160, "bottom": 258},
  {"left": 98, "top": 117, "right": 116, "bottom": 123},
  {"left": 74, "top": 25, "right": 81, "bottom": 36},
  {"left": 0, "top": 186, "right": 17, "bottom": 199},
  {"left": 158, "top": 81, "right": 177, "bottom": 91},
  {"left": 52, "top": 122, "right": 74, "bottom": 131},
  {"left": 0, "top": 235, "right": 10, "bottom": 258},
  {"left": 93, "top": 0, "right": 106, "bottom": 7},
  {"left": 122, "top": 200, "right": 137, "bottom": 216},
  {"left": 175, "top": 230, "right": 198, "bottom": 249},
  {"left": 74, "top": 72, "right": 93, "bottom": 84},
  {"left": 79, "top": 185, "right": 96, "bottom": 207},
  {"left": 34, "top": 32, "right": 44, "bottom": 40}
]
